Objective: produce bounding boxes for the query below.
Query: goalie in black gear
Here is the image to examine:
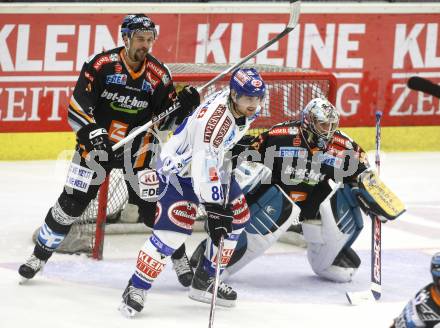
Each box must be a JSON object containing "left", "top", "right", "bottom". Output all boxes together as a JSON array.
[
  {"left": 191, "top": 98, "right": 405, "bottom": 283},
  {"left": 391, "top": 252, "right": 440, "bottom": 328},
  {"left": 18, "top": 14, "right": 200, "bottom": 282}
]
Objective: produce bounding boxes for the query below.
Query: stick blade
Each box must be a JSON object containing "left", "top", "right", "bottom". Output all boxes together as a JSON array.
[{"left": 345, "top": 290, "right": 376, "bottom": 306}]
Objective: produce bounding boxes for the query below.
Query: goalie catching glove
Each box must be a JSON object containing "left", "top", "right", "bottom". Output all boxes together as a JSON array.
[
  {"left": 76, "top": 123, "right": 114, "bottom": 164},
  {"left": 204, "top": 203, "right": 233, "bottom": 247},
  {"left": 352, "top": 169, "right": 405, "bottom": 221}
]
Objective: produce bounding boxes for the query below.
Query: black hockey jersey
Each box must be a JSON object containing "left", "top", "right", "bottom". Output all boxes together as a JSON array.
[
  {"left": 392, "top": 283, "right": 440, "bottom": 328},
  {"left": 248, "top": 120, "right": 369, "bottom": 215},
  {"left": 67, "top": 46, "right": 176, "bottom": 144}
]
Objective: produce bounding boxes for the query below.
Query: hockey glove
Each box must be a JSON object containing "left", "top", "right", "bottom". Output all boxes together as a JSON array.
[
  {"left": 176, "top": 85, "right": 200, "bottom": 124},
  {"left": 76, "top": 123, "right": 114, "bottom": 165},
  {"left": 204, "top": 203, "right": 233, "bottom": 247}
]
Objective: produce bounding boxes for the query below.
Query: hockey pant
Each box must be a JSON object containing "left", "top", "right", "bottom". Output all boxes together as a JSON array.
[
  {"left": 34, "top": 146, "right": 158, "bottom": 261},
  {"left": 302, "top": 184, "right": 364, "bottom": 282},
  {"left": 223, "top": 185, "right": 300, "bottom": 278},
  {"left": 131, "top": 175, "right": 250, "bottom": 290}
]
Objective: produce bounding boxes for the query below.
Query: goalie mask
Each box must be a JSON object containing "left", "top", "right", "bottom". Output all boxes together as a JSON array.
[
  {"left": 432, "top": 252, "right": 440, "bottom": 290},
  {"left": 301, "top": 98, "right": 340, "bottom": 150}
]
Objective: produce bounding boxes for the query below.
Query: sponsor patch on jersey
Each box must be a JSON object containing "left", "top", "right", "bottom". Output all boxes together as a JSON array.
[
  {"left": 142, "top": 79, "right": 152, "bottom": 93},
  {"left": 269, "top": 126, "right": 298, "bottom": 136},
  {"left": 146, "top": 71, "right": 160, "bottom": 88},
  {"left": 114, "top": 63, "right": 122, "bottom": 74},
  {"left": 317, "top": 153, "right": 343, "bottom": 168},
  {"left": 101, "top": 89, "right": 149, "bottom": 114},
  {"left": 289, "top": 191, "right": 307, "bottom": 202},
  {"left": 138, "top": 169, "right": 159, "bottom": 200},
  {"left": 106, "top": 74, "right": 127, "bottom": 85},
  {"left": 93, "top": 53, "right": 118, "bottom": 71},
  {"left": 168, "top": 201, "right": 197, "bottom": 230},
  {"left": 162, "top": 74, "right": 171, "bottom": 86},
  {"left": 136, "top": 250, "right": 165, "bottom": 280},
  {"left": 108, "top": 120, "right": 128, "bottom": 143},
  {"left": 147, "top": 61, "right": 165, "bottom": 78},
  {"left": 213, "top": 116, "right": 232, "bottom": 148},
  {"left": 279, "top": 147, "right": 307, "bottom": 158},
  {"left": 65, "top": 163, "right": 93, "bottom": 193},
  {"left": 293, "top": 135, "right": 301, "bottom": 146},
  {"left": 333, "top": 135, "right": 353, "bottom": 149},
  {"left": 204, "top": 104, "right": 227, "bottom": 143}
]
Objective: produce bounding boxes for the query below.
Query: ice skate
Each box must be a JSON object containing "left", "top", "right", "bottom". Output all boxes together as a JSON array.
[
  {"left": 172, "top": 253, "right": 194, "bottom": 287},
  {"left": 188, "top": 261, "right": 237, "bottom": 307},
  {"left": 119, "top": 279, "right": 147, "bottom": 318},
  {"left": 18, "top": 254, "right": 46, "bottom": 283}
]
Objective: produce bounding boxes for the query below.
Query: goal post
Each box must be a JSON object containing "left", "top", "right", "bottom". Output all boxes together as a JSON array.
[{"left": 55, "top": 64, "right": 337, "bottom": 259}]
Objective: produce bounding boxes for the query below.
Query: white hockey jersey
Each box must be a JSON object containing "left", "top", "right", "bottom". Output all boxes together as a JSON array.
[{"left": 159, "top": 88, "right": 260, "bottom": 204}]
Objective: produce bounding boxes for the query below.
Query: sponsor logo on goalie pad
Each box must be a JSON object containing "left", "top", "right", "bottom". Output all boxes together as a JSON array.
[
  {"left": 167, "top": 201, "right": 197, "bottom": 230},
  {"left": 65, "top": 163, "right": 93, "bottom": 193}
]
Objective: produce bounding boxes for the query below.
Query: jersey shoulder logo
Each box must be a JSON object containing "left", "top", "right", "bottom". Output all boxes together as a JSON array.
[{"left": 204, "top": 104, "right": 227, "bottom": 143}]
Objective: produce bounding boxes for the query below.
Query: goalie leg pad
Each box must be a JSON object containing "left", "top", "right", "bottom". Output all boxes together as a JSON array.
[
  {"left": 302, "top": 185, "right": 363, "bottom": 282},
  {"left": 223, "top": 185, "right": 300, "bottom": 278}
]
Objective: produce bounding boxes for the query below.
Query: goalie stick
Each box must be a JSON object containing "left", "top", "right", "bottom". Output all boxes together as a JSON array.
[
  {"left": 346, "top": 111, "right": 383, "bottom": 305},
  {"left": 407, "top": 76, "right": 440, "bottom": 99}
]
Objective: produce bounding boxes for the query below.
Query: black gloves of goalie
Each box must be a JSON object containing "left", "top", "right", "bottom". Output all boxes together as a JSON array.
[
  {"left": 176, "top": 85, "right": 200, "bottom": 124},
  {"left": 204, "top": 203, "right": 233, "bottom": 247},
  {"left": 76, "top": 123, "right": 114, "bottom": 165}
]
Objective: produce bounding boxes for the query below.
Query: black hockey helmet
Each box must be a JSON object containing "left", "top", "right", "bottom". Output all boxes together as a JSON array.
[
  {"left": 121, "top": 14, "right": 157, "bottom": 39},
  {"left": 431, "top": 252, "right": 440, "bottom": 289}
]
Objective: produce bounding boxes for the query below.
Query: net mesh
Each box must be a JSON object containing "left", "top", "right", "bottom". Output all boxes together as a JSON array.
[{"left": 60, "top": 64, "right": 335, "bottom": 256}]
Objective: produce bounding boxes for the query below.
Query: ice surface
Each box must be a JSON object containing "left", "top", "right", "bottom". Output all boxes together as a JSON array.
[{"left": 0, "top": 152, "right": 439, "bottom": 328}]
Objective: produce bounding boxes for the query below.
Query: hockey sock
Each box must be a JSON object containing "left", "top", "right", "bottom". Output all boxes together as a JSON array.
[{"left": 132, "top": 234, "right": 172, "bottom": 290}]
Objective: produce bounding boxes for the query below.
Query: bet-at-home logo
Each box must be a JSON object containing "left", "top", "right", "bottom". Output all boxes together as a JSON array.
[{"left": 100, "top": 89, "right": 148, "bottom": 114}]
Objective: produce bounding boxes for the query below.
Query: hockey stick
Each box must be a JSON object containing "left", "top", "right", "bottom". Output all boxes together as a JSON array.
[
  {"left": 208, "top": 175, "right": 232, "bottom": 328},
  {"left": 111, "top": 0, "right": 301, "bottom": 152},
  {"left": 346, "top": 111, "right": 382, "bottom": 305},
  {"left": 407, "top": 76, "right": 440, "bottom": 98}
]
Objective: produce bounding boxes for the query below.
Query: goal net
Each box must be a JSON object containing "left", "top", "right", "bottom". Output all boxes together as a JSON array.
[{"left": 50, "top": 64, "right": 336, "bottom": 259}]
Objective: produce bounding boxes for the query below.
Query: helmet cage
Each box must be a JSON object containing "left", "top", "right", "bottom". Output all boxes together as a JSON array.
[{"left": 302, "top": 99, "right": 340, "bottom": 142}]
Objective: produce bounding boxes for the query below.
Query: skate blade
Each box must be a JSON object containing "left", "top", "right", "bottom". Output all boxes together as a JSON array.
[
  {"left": 118, "top": 302, "right": 138, "bottom": 318},
  {"left": 188, "top": 288, "right": 236, "bottom": 308},
  {"left": 18, "top": 276, "right": 30, "bottom": 285}
]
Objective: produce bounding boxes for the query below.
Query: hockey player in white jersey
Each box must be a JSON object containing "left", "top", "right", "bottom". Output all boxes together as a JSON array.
[{"left": 119, "top": 68, "right": 266, "bottom": 317}]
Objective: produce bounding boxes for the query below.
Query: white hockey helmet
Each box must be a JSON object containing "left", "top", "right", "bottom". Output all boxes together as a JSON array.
[{"left": 301, "top": 98, "right": 340, "bottom": 148}]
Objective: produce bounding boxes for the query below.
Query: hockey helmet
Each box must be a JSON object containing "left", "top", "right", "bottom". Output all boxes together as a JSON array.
[
  {"left": 431, "top": 252, "right": 440, "bottom": 289},
  {"left": 230, "top": 68, "right": 266, "bottom": 99},
  {"left": 121, "top": 14, "right": 157, "bottom": 39},
  {"left": 301, "top": 98, "right": 340, "bottom": 148}
]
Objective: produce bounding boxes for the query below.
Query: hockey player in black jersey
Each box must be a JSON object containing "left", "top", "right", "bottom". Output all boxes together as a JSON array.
[
  {"left": 391, "top": 253, "right": 440, "bottom": 328},
  {"left": 191, "top": 97, "right": 404, "bottom": 283},
  {"left": 18, "top": 14, "right": 199, "bottom": 282}
]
